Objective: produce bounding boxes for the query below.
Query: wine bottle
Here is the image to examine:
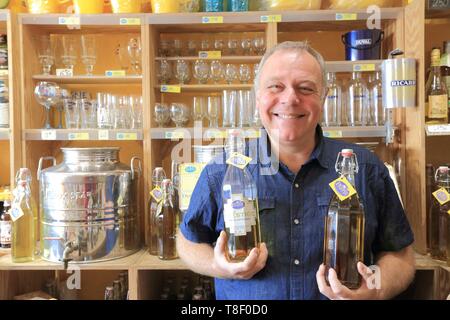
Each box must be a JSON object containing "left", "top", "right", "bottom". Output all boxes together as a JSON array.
[
  {"left": 426, "top": 48, "right": 448, "bottom": 124},
  {"left": 148, "top": 167, "right": 166, "bottom": 255}
]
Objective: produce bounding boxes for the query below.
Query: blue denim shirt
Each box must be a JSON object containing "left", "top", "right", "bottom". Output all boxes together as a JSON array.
[{"left": 180, "top": 126, "right": 414, "bottom": 300}]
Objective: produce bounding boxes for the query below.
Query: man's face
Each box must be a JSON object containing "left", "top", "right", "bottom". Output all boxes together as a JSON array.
[{"left": 256, "top": 49, "right": 325, "bottom": 146}]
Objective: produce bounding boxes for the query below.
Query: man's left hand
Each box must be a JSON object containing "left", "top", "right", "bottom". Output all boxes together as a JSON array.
[{"left": 316, "top": 262, "right": 380, "bottom": 300}]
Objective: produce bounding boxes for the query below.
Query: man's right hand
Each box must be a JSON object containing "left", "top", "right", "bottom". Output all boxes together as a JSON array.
[{"left": 212, "top": 230, "right": 268, "bottom": 280}]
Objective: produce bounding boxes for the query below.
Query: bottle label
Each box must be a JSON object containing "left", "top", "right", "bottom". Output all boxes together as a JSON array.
[
  {"left": 0, "top": 220, "right": 11, "bottom": 246},
  {"left": 226, "top": 152, "right": 252, "bottom": 170},
  {"left": 432, "top": 187, "right": 450, "bottom": 205},
  {"left": 427, "top": 95, "right": 448, "bottom": 118},
  {"left": 10, "top": 207, "right": 24, "bottom": 222},
  {"left": 329, "top": 176, "right": 357, "bottom": 201},
  {"left": 150, "top": 187, "right": 163, "bottom": 203},
  {"left": 223, "top": 194, "right": 257, "bottom": 236}
]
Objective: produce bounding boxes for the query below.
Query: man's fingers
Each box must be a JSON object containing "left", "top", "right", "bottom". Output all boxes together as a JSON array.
[
  {"left": 328, "top": 268, "right": 352, "bottom": 299},
  {"left": 357, "top": 262, "right": 373, "bottom": 282},
  {"left": 316, "top": 264, "right": 337, "bottom": 300},
  {"left": 214, "top": 231, "right": 227, "bottom": 257}
]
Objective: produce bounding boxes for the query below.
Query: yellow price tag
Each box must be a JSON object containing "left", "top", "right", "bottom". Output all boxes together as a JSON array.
[
  {"left": 0, "top": 70, "right": 8, "bottom": 76},
  {"left": 161, "top": 85, "right": 181, "bottom": 93},
  {"left": 198, "top": 51, "right": 222, "bottom": 59},
  {"left": 226, "top": 152, "right": 252, "bottom": 170},
  {"left": 105, "top": 70, "right": 126, "bottom": 77},
  {"left": 432, "top": 188, "right": 450, "bottom": 205},
  {"left": 329, "top": 176, "right": 357, "bottom": 201},
  {"left": 323, "top": 130, "right": 343, "bottom": 138},
  {"left": 165, "top": 131, "right": 185, "bottom": 140},
  {"left": 205, "top": 130, "right": 227, "bottom": 139},
  {"left": 202, "top": 16, "right": 224, "bottom": 24},
  {"left": 119, "top": 18, "right": 141, "bottom": 25},
  {"left": 150, "top": 187, "right": 163, "bottom": 203},
  {"left": 353, "top": 64, "right": 376, "bottom": 72},
  {"left": 98, "top": 130, "right": 109, "bottom": 140},
  {"left": 116, "top": 132, "right": 137, "bottom": 140},
  {"left": 335, "top": 13, "right": 357, "bottom": 21},
  {"left": 260, "top": 15, "right": 282, "bottom": 23},
  {"left": 58, "top": 16, "right": 80, "bottom": 25},
  {"left": 68, "top": 132, "right": 90, "bottom": 140}
]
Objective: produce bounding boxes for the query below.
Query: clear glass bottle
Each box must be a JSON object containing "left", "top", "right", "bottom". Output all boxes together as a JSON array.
[
  {"left": 222, "top": 129, "right": 261, "bottom": 262},
  {"left": 426, "top": 48, "right": 448, "bottom": 124},
  {"left": 148, "top": 167, "right": 166, "bottom": 255},
  {"left": 0, "top": 199, "right": 11, "bottom": 249},
  {"left": 369, "top": 71, "right": 385, "bottom": 126},
  {"left": 157, "top": 179, "right": 178, "bottom": 260},
  {"left": 11, "top": 168, "right": 37, "bottom": 263},
  {"left": 323, "top": 149, "right": 365, "bottom": 289},
  {"left": 430, "top": 166, "right": 449, "bottom": 261},
  {"left": 322, "top": 72, "right": 342, "bottom": 127},
  {"left": 440, "top": 41, "right": 450, "bottom": 118},
  {"left": 347, "top": 72, "right": 369, "bottom": 126},
  {"left": 171, "top": 160, "right": 181, "bottom": 225}
]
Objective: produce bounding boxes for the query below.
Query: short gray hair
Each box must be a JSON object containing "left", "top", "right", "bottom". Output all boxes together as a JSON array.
[{"left": 254, "top": 41, "right": 327, "bottom": 96}]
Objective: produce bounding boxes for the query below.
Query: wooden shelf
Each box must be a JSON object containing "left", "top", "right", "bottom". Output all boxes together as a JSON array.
[
  {"left": 158, "top": 84, "right": 253, "bottom": 92},
  {"left": 0, "top": 128, "right": 9, "bottom": 140},
  {"left": 155, "top": 56, "right": 262, "bottom": 62},
  {"left": 24, "top": 129, "right": 144, "bottom": 141},
  {"left": 32, "top": 75, "right": 142, "bottom": 85},
  {"left": 0, "top": 249, "right": 145, "bottom": 271},
  {"left": 135, "top": 250, "right": 188, "bottom": 270},
  {"left": 415, "top": 252, "right": 449, "bottom": 270}
]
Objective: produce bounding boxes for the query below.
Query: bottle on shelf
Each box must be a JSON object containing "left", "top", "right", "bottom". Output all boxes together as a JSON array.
[
  {"left": 321, "top": 72, "right": 342, "bottom": 127},
  {"left": 425, "top": 48, "right": 448, "bottom": 124},
  {"left": 157, "top": 179, "right": 178, "bottom": 260},
  {"left": 104, "top": 286, "right": 114, "bottom": 300},
  {"left": 426, "top": 163, "right": 436, "bottom": 253},
  {"left": 0, "top": 199, "right": 11, "bottom": 249},
  {"left": 148, "top": 167, "right": 166, "bottom": 255},
  {"left": 0, "top": 79, "right": 9, "bottom": 129},
  {"left": 440, "top": 41, "right": 450, "bottom": 116},
  {"left": 10, "top": 168, "right": 37, "bottom": 263},
  {"left": 222, "top": 129, "right": 261, "bottom": 262},
  {"left": 368, "top": 71, "right": 385, "bottom": 126},
  {"left": 171, "top": 160, "right": 181, "bottom": 224},
  {"left": 346, "top": 72, "right": 369, "bottom": 126},
  {"left": 430, "top": 166, "right": 449, "bottom": 261},
  {"left": 323, "top": 149, "right": 365, "bottom": 289}
]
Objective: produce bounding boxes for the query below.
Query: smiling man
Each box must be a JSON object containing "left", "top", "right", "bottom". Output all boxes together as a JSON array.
[{"left": 177, "top": 41, "right": 415, "bottom": 300}]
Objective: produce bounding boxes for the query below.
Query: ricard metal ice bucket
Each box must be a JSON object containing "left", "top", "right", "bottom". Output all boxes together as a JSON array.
[
  {"left": 37, "top": 147, "right": 142, "bottom": 265},
  {"left": 381, "top": 58, "right": 417, "bottom": 108}
]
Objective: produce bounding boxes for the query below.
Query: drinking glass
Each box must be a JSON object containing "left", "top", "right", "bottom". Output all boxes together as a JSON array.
[
  {"left": 157, "top": 59, "right": 172, "bottom": 84},
  {"left": 154, "top": 103, "right": 170, "bottom": 127},
  {"left": 173, "top": 39, "right": 183, "bottom": 57},
  {"left": 192, "top": 96, "right": 206, "bottom": 124},
  {"left": 227, "top": 39, "right": 238, "bottom": 55},
  {"left": 193, "top": 59, "right": 210, "bottom": 84},
  {"left": 61, "top": 35, "right": 77, "bottom": 70},
  {"left": 114, "top": 43, "right": 130, "bottom": 72},
  {"left": 34, "top": 81, "right": 61, "bottom": 129},
  {"left": 253, "top": 63, "right": 259, "bottom": 80},
  {"left": 252, "top": 37, "right": 265, "bottom": 55},
  {"left": 222, "top": 90, "right": 237, "bottom": 128},
  {"left": 97, "top": 92, "right": 113, "bottom": 129},
  {"left": 225, "top": 64, "right": 237, "bottom": 84},
  {"left": 240, "top": 38, "right": 252, "bottom": 55},
  {"left": 38, "top": 35, "right": 55, "bottom": 75},
  {"left": 64, "top": 98, "right": 80, "bottom": 129},
  {"left": 114, "top": 95, "right": 131, "bottom": 129},
  {"left": 175, "top": 59, "right": 190, "bottom": 84},
  {"left": 237, "top": 90, "right": 250, "bottom": 127},
  {"left": 128, "top": 37, "right": 142, "bottom": 75},
  {"left": 131, "top": 95, "right": 143, "bottom": 129},
  {"left": 159, "top": 40, "right": 171, "bottom": 57},
  {"left": 81, "top": 34, "right": 97, "bottom": 76},
  {"left": 79, "top": 98, "right": 97, "bottom": 129},
  {"left": 238, "top": 64, "right": 251, "bottom": 84},
  {"left": 214, "top": 39, "right": 224, "bottom": 51},
  {"left": 187, "top": 40, "right": 197, "bottom": 56},
  {"left": 207, "top": 96, "right": 220, "bottom": 128},
  {"left": 200, "top": 40, "right": 210, "bottom": 51},
  {"left": 57, "top": 89, "right": 70, "bottom": 129},
  {"left": 170, "top": 103, "right": 189, "bottom": 127},
  {"left": 210, "top": 60, "right": 224, "bottom": 84}
]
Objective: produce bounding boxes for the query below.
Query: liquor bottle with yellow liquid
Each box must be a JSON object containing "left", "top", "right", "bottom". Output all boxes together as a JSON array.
[
  {"left": 157, "top": 179, "right": 178, "bottom": 260},
  {"left": 441, "top": 41, "right": 450, "bottom": 116},
  {"left": 323, "top": 149, "right": 365, "bottom": 289},
  {"left": 10, "top": 168, "right": 37, "bottom": 262},
  {"left": 148, "top": 167, "right": 166, "bottom": 255},
  {"left": 426, "top": 48, "right": 449, "bottom": 124},
  {"left": 222, "top": 129, "right": 261, "bottom": 262}
]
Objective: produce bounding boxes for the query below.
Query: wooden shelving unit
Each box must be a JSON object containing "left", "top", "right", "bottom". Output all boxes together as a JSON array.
[{"left": 0, "top": 1, "right": 448, "bottom": 300}]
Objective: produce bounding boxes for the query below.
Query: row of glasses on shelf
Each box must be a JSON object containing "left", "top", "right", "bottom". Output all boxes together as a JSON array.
[
  {"left": 157, "top": 60, "right": 258, "bottom": 85},
  {"left": 34, "top": 81, "right": 143, "bottom": 130},
  {"left": 154, "top": 89, "right": 260, "bottom": 128},
  {"left": 159, "top": 36, "right": 266, "bottom": 57},
  {"left": 38, "top": 34, "right": 142, "bottom": 76}
]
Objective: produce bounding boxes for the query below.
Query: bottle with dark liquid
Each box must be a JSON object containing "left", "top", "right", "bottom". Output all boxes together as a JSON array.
[
  {"left": 157, "top": 179, "right": 178, "bottom": 260},
  {"left": 222, "top": 129, "right": 261, "bottom": 262},
  {"left": 430, "top": 166, "right": 449, "bottom": 261},
  {"left": 148, "top": 167, "right": 166, "bottom": 255},
  {"left": 323, "top": 149, "right": 365, "bottom": 289}
]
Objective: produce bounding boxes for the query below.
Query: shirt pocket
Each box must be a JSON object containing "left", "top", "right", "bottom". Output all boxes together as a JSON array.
[{"left": 258, "top": 197, "right": 276, "bottom": 256}]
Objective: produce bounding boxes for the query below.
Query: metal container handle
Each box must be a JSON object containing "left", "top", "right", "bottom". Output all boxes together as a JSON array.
[
  {"left": 131, "top": 157, "right": 142, "bottom": 180},
  {"left": 37, "top": 156, "right": 57, "bottom": 181}
]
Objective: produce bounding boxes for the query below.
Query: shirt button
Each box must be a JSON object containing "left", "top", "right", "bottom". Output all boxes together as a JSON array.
[
  {"left": 295, "top": 183, "right": 299, "bottom": 188},
  {"left": 294, "top": 259, "right": 300, "bottom": 265},
  {"left": 294, "top": 218, "right": 300, "bottom": 225}
]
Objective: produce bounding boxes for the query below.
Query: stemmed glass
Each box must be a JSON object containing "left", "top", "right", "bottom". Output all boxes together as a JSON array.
[
  {"left": 38, "top": 35, "right": 55, "bottom": 75},
  {"left": 193, "top": 60, "right": 210, "bottom": 84},
  {"left": 157, "top": 59, "right": 172, "bottom": 84},
  {"left": 239, "top": 64, "right": 251, "bottom": 84},
  {"left": 61, "top": 35, "right": 77, "bottom": 70},
  {"left": 210, "top": 60, "right": 224, "bottom": 84},
  {"left": 81, "top": 34, "right": 97, "bottom": 76},
  {"left": 154, "top": 103, "right": 170, "bottom": 127},
  {"left": 170, "top": 103, "right": 190, "bottom": 128},
  {"left": 128, "top": 37, "right": 142, "bottom": 75},
  {"left": 175, "top": 59, "right": 190, "bottom": 84},
  {"left": 252, "top": 37, "right": 265, "bottom": 55},
  {"left": 207, "top": 96, "right": 220, "bottom": 128},
  {"left": 227, "top": 39, "right": 238, "bottom": 55},
  {"left": 34, "top": 81, "right": 61, "bottom": 129},
  {"left": 225, "top": 64, "right": 237, "bottom": 84},
  {"left": 240, "top": 38, "right": 252, "bottom": 56},
  {"left": 115, "top": 43, "right": 130, "bottom": 72}
]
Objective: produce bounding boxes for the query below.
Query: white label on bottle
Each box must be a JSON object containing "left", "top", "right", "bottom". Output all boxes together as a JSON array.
[
  {"left": 428, "top": 95, "right": 448, "bottom": 118},
  {"left": 0, "top": 220, "right": 11, "bottom": 246},
  {"left": 224, "top": 194, "right": 257, "bottom": 237}
]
